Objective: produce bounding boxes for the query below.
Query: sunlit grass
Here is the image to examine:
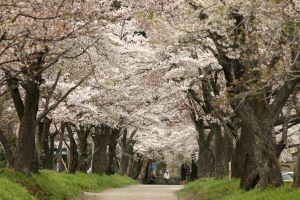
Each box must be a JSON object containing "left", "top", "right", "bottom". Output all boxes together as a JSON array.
[
  {"left": 178, "top": 178, "right": 300, "bottom": 200},
  {"left": 0, "top": 168, "right": 137, "bottom": 200}
]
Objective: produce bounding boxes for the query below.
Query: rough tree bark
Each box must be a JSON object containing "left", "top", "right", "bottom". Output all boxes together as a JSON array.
[
  {"left": 293, "top": 143, "right": 300, "bottom": 188},
  {"left": 126, "top": 144, "right": 134, "bottom": 177},
  {"left": 131, "top": 154, "right": 143, "bottom": 179},
  {"left": 76, "top": 125, "right": 90, "bottom": 172},
  {"left": 213, "top": 123, "right": 233, "bottom": 178},
  {"left": 0, "top": 97, "right": 15, "bottom": 168},
  {"left": 57, "top": 123, "right": 67, "bottom": 171},
  {"left": 203, "top": 7, "right": 300, "bottom": 189},
  {"left": 120, "top": 129, "right": 137, "bottom": 176},
  {"left": 138, "top": 158, "right": 149, "bottom": 183},
  {"left": 5, "top": 54, "right": 43, "bottom": 174},
  {"left": 236, "top": 101, "right": 283, "bottom": 189},
  {"left": 14, "top": 76, "right": 40, "bottom": 174},
  {"left": 91, "top": 125, "right": 109, "bottom": 174},
  {"left": 66, "top": 123, "right": 78, "bottom": 174},
  {"left": 48, "top": 131, "right": 58, "bottom": 169},
  {"left": 106, "top": 127, "right": 121, "bottom": 174},
  {"left": 37, "top": 117, "right": 52, "bottom": 169},
  {"left": 0, "top": 127, "right": 15, "bottom": 168},
  {"left": 195, "top": 119, "right": 214, "bottom": 178}
]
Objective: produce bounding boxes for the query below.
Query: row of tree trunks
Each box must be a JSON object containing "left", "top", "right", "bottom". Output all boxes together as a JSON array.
[{"left": 205, "top": 8, "right": 300, "bottom": 189}]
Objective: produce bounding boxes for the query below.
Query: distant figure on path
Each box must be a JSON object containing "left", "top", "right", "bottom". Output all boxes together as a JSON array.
[
  {"left": 108, "top": 165, "right": 115, "bottom": 175},
  {"left": 185, "top": 163, "right": 191, "bottom": 181},
  {"left": 181, "top": 163, "right": 187, "bottom": 185},
  {"left": 164, "top": 170, "right": 170, "bottom": 184},
  {"left": 148, "top": 172, "right": 156, "bottom": 184}
]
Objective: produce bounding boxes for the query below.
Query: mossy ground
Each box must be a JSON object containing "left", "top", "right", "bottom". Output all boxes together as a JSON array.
[
  {"left": 178, "top": 178, "right": 300, "bottom": 200},
  {"left": 0, "top": 168, "right": 136, "bottom": 200}
]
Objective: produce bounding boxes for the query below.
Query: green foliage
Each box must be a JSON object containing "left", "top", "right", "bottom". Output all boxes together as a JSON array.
[
  {"left": 178, "top": 178, "right": 300, "bottom": 200},
  {"left": 0, "top": 169, "right": 137, "bottom": 200}
]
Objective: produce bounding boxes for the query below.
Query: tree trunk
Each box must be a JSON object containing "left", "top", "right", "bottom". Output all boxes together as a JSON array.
[
  {"left": 77, "top": 125, "right": 90, "bottom": 172},
  {"left": 213, "top": 123, "right": 228, "bottom": 178},
  {"left": 57, "top": 123, "right": 67, "bottom": 172},
  {"left": 31, "top": 148, "right": 39, "bottom": 173},
  {"left": 132, "top": 155, "right": 143, "bottom": 179},
  {"left": 0, "top": 97, "right": 15, "bottom": 168},
  {"left": 66, "top": 124, "right": 78, "bottom": 174},
  {"left": 126, "top": 145, "right": 134, "bottom": 177},
  {"left": 91, "top": 125, "right": 109, "bottom": 174},
  {"left": 126, "top": 157, "right": 133, "bottom": 177},
  {"left": 293, "top": 143, "right": 300, "bottom": 188},
  {"left": 15, "top": 81, "right": 40, "bottom": 174},
  {"left": 232, "top": 124, "right": 253, "bottom": 179},
  {"left": 120, "top": 129, "right": 129, "bottom": 175},
  {"left": 138, "top": 159, "right": 149, "bottom": 183},
  {"left": 37, "top": 118, "right": 51, "bottom": 169},
  {"left": 106, "top": 127, "right": 120, "bottom": 174},
  {"left": 48, "top": 132, "right": 56, "bottom": 169},
  {"left": 0, "top": 127, "right": 15, "bottom": 168},
  {"left": 254, "top": 128, "right": 283, "bottom": 188},
  {"left": 237, "top": 105, "right": 283, "bottom": 189},
  {"left": 196, "top": 120, "right": 214, "bottom": 178}
]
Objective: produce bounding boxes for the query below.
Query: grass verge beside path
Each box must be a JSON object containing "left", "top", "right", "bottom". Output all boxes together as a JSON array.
[
  {"left": 178, "top": 178, "right": 300, "bottom": 200},
  {"left": 0, "top": 168, "right": 137, "bottom": 200}
]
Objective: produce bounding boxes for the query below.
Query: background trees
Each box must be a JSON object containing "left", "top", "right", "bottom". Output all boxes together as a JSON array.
[{"left": 0, "top": 0, "right": 300, "bottom": 191}]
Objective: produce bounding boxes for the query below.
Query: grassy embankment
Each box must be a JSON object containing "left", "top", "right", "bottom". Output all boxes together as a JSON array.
[
  {"left": 178, "top": 178, "right": 300, "bottom": 200},
  {"left": 0, "top": 168, "right": 136, "bottom": 200}
]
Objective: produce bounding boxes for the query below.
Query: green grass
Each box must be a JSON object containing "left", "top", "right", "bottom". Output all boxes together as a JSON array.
[
  {"left": 178, "top": 178, "right": 300, "bottom": 200},
  {"left": 0, "top": 168, "right": 137, "bottom": 200}
]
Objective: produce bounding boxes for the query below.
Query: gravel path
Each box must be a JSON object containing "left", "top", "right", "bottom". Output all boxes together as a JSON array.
[{"left": 76, "top": 185, "right": 183, "bottom": 200}]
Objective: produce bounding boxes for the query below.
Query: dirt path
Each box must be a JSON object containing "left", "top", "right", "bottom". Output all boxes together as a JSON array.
[{"left": 76, "top": 185, "right": 183, "bottom": 200}]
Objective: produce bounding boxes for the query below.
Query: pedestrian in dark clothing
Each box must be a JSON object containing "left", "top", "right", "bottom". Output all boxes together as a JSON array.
[
  {"left": 109, "top": 165, "right": 115, "bottom": 175},
  {"left": 181, "top": 163, "right": 187, "bottom": 185}
]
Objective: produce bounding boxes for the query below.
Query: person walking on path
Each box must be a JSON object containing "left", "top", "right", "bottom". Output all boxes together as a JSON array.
[
  {"left": 181, "top": 163, "right": 187, "bottom": 185},
  {"left": 164, "top": 170, "right": 170, "bottom": 184}
]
